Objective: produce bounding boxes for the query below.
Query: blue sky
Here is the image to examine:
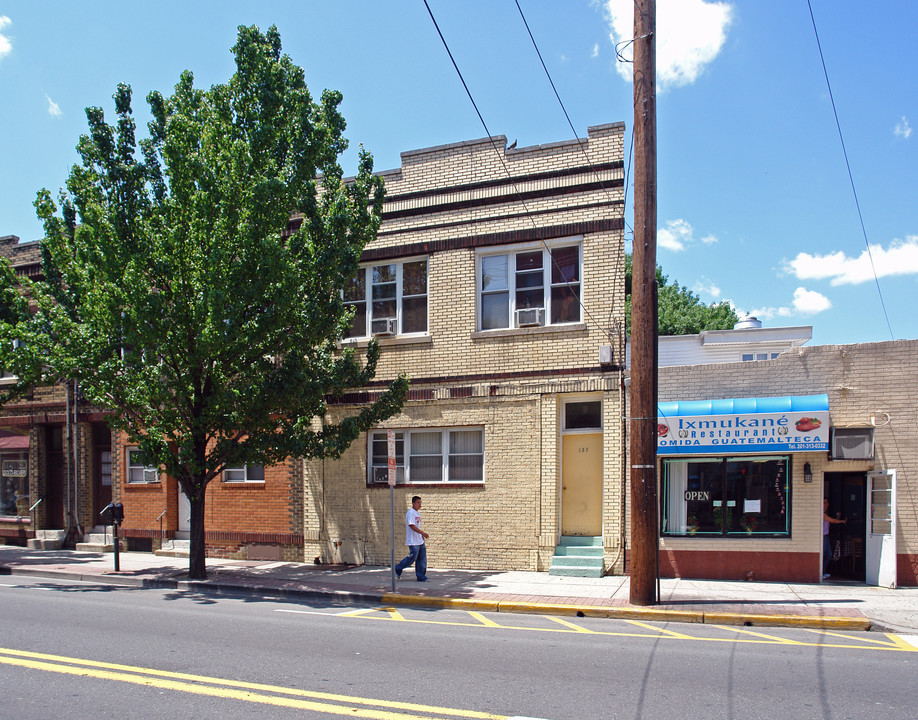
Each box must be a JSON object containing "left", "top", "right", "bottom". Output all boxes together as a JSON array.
[{"left": 1, "top": 1, "right": 915, "bottom": 346}]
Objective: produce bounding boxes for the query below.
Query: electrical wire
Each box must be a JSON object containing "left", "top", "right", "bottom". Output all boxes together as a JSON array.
[
  {"left": 422, "top": 0, "right": 618, "bottom": 346},
  {"left": 806, "top": 0, "right": 894, "bottom": 340}
]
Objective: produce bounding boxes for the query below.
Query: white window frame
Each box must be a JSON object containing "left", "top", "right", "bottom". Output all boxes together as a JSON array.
[
  {"left": 368, "top": 427, "right": 485, "bottom": 485},
  {"left": 477, "top": 238, "right": 582, "bottom": 331},
  {"left": 223, "top": 463, "right": 265, "bottom": 484},
  {"left": 343, "top": 257, "right": 428, "bottom": 339},
  {"left": 126, "top": 449, "right": 160, "bottom": 484}
]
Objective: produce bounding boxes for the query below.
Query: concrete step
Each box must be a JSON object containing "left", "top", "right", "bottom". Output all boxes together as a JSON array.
[
  {"left": 27, "top": 529, "right": 67, "bottom": 551},
  {"left": 548, "top": 535, "right": 605, "bottom": 578},
  {"left": 552, "top": 545, "right": 604, "bottom": 557},
  {"left": 547, "top": 565, "right": 605, "bottom": 578},
  {"left": 155, "top": 539, "right": 190, "bottom": 558},
  {"left": 559, "top": 535, "right": 603, "bottom": 546},
  {"left": 75, "top": 540, "right": 125, "bottom": 553}
]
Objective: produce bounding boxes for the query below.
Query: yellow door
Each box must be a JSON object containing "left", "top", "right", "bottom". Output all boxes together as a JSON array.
[{"left": 561, "top": 433, "right": 602, "bottom": 536}]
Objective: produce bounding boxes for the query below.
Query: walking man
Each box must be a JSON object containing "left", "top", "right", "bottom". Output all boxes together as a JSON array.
[{"left": 395, "top": 496, "right": 429, "bottom": 582}]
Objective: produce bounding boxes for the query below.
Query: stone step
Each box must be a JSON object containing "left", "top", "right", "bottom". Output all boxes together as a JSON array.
[
  {"left": 75, "top": 540, "right": 125, "bottom": 553},
  {"left": 155, "top": 539, "right": 190, "bottom": 558},
  {"left": 27, "top": 529, "right": 67, "bottom": 551},
  {"left": 552, "top": 545, "right": 604, "bottom": 557},
  {"left": 558, "top": 535, "right": 603, "bottom": 546},
  {"left": 547, "top": 564, "right": 605, "bottom": 578},
  {"left": 550, "top": 554, "right": 603, "bottom": 568}
]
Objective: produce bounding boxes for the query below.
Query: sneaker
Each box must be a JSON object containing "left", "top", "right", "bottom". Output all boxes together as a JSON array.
[
  {"left": 822, "top": 573, "right": 830, "bottom": 579},
  {"left": 395, "top": 569, "right": 402, "bottom": 579},
  {"left": 417, "top": 578, "right": 428, "bottom": 582}
]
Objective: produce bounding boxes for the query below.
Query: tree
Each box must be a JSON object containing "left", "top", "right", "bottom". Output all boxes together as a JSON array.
[
  {"left": 0, "top": 25, "right": 408, "bottom": 579},
  {"left": 624, "top": 253, "right": 738, "bottom": 336}
]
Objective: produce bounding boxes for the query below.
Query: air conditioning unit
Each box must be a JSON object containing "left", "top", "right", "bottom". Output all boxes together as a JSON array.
[
  {"left": 370, "top": 317, "right": 397, "bottom": 336},
  {"left": 831, "top": 427, "right": 874, "bottom": 460},
  {"left": 515, "top": 307, "right": 544, "bottom": 327}
]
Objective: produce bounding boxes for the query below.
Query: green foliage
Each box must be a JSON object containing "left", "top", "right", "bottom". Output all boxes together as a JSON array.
[
  {"left": 0, "top": 26, "right": 407, "bottom": 577},
  {"left": 624, "top": 253, "right": 738, "bottom": 336}
]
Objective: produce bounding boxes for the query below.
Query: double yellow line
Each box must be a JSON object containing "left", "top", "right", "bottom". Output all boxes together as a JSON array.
[{"left": 0, "top": 647, "right": 511, "bottom": 720}]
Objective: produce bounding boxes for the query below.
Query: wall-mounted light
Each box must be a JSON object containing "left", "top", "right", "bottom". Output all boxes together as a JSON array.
[{"left": 803, "top": 462, "right": 813, "bottom": 483}]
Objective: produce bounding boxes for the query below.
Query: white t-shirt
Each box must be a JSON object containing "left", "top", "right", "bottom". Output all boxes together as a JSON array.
[{"left": 405, "top": 507, "right": 424, "bottom": 546}]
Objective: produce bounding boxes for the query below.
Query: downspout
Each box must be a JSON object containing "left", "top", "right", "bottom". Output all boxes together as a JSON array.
[
  {"left": 73, "top": 380, "right": 81, "bottom": 536},
  {"left": 65, "top": 379, "right": 72, "bottom": 531}
]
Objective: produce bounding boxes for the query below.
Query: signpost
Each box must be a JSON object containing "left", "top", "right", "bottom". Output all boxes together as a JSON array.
[{"left": 388, "top": 430, "right": 397, "bottom": 592}]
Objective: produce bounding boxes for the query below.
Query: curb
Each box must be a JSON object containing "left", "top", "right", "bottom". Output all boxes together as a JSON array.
[{"left": 0, "top": 565, "right": 873, "bottom": 631}]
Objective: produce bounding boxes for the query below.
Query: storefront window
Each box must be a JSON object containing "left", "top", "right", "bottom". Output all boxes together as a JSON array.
[
  {"left": 662, "top": 455, "right": 790, "bottom": 537},
  {"left": 0, "top": 453, "right": 29, "bottom": 517}
]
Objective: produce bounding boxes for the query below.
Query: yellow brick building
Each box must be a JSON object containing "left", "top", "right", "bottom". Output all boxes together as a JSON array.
[{"left": 303, "top": 124, "right": 628, "bottom": 573}]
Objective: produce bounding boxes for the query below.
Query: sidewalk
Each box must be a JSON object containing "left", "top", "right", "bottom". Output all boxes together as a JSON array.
[{"left": 2, "top": 546, "right": 916, "bottom": 633}]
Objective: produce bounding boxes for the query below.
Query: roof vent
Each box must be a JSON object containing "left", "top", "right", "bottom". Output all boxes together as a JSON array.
[{"left": 734, "top": 315, "right": 763, "bottom": 330}]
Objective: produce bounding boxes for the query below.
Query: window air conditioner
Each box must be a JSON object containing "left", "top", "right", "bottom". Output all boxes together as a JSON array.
[
  {"left": 370, "top": 317, "right": 397, "bottom": 336},
  {"left": 515, "top": 307, "right": 544, "bottom": 327},
  {"left": 830, "top": 427, "right": 874, "bottom": 460}
]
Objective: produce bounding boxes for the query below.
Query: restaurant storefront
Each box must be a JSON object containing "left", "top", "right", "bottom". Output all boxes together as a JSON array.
[{"left": 656, "top": 395, "right": 831, "bottom": 582}]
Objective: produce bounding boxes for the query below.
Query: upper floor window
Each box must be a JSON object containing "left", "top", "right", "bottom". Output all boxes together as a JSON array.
[
  {"left": 343, "top": 259, "right": 428, "bottom": 338},
  {"left": 223, "top": 463, "right": 265, "bottom": 483},
  {"left": 479, "top": 241, "right": 581, "bottom": 330},
  {"left": 126, "top": 449, "right": 159, "bottom": 484}
]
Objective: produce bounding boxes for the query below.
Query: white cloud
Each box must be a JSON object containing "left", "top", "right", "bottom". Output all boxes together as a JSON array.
[
  {"left": 45, "top": 93, "right": 61, "bottom": 117},
  {"left": 894, "top": 116, "right": 912, "bottom": 139},
  {"left": 603, "top": 0, "right": 733, "bottom": 90},
  {"left": 791, "top": 287, "right": 832, "bottom": 315},
  {"left": 784, "top": 235, "right": 918, "bottom": 286},
  {"left": 693, "top": 278, "right": 721, "bottom": 298},
  {"left": 747, "top": 287, "right": 830, "bottom": 321},
  {"left": 0, "top": 16, "right": 12, "bottom": 61},
  {"left": 657, "top": 218, "right": 718, "bottom": 252},
  {"left": 591, "top": 43, "right": 600, "bottom": 59}
]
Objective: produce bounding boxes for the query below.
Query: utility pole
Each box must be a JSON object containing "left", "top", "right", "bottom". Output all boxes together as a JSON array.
[{"left": 630, "top": 0, "right": 659, "bottom": 606}]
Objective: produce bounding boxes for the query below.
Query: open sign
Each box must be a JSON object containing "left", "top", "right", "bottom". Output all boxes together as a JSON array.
[{"left": 684, "top": 491, "right": 710, "bottom": 502}]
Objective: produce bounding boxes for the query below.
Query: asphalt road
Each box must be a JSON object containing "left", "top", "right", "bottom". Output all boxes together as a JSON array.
[{"left": 1, "top": 575, "right": 915, "bottom": 720}]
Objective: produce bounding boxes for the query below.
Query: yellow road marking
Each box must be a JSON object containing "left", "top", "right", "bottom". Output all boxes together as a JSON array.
[
  {"left": 883, "top": 633, "right": 918, "bottom": 651},
  {"left": 545, "top": 616, "right": 595, "bottom": 633},
  {"left": 384, "top": 607, "right": 408, "bottom": 621},
  {"left": 623, "top": 620, "right": 695, "bottom": 639},
  {"left": 468, "top": 611, "right": 502, "bottom": 628},
  {"left": 799, "top": 628, "right": 905, "bottom": 648},
  {"left": 337, "top": 608, "right": 380, "bottom": 617},
  {"left": 711, "top": 625, "right": 806, "bottom": 645},
  {"left": 325, "top": 607, "right": 915, "bottom": 653},
  {"left": 0, "top": 647, "right": 507, "bottom": 720}
]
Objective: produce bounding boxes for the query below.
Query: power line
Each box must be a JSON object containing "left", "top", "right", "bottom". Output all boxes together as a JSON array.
[
  {"left": 422, "top": 0, "right": 616, "bottom": 344},
  {"left": 806, "top": 0, "right": 894, "bottom": 340}
]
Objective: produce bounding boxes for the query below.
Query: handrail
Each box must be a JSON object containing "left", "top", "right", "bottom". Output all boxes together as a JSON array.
[
  {"left": 29, "top": 497, "right": 43, "bottom": 513},
  {"left": 157, "top": 508, "right": 168, "bottom": 549},
  {"left": 29, "top": 496, "right": 44, "bottom": 527}
]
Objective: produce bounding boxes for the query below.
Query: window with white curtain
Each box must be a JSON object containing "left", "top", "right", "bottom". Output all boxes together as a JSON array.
[{"left": 369, "top": 428, "right": 484, "bottom": 484}]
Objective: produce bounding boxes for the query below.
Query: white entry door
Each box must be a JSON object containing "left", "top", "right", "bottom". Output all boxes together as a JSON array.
[
  {"left": 866, "top": 470, "right": 897, "bottom": 588},
  {"left": 177, "top": 488, "right": 191, "bottom": 537}
]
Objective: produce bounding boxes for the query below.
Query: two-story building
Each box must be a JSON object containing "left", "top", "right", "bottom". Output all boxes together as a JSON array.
[{"left": 302, "top": 123, "right": 628, "bottom": 574}]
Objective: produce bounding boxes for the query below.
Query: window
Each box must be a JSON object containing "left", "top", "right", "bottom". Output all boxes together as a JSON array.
[
  {"left": 369, "top": 428, "right": 484, "bottom": 484},
  {"left": 223, "top": 464, "right": 265, "bottom": 483},
  {"left": 564, "top": 401, "right": 602, "bottom": 431},
  {"left": 343, "top": 259, "right": 428, "bottom": 338},
  {"left": 662, "top": 456, "right": 790, "bottom": 537},
  {"left": 126, "top": 449, "right": 159, "bottom": 484},
  {"left": 479, "top": 242, "right": 581, "bottom": 330},
  {"left": 0, "top": 452, "right": 29, "bottom": 516},
  {"left": 741, "top": 352, "right": 781, "bottom": 362}
]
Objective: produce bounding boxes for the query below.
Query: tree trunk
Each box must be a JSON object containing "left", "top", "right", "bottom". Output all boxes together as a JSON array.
[{"left": 188, "top": 487, "right": 207, "bottom": 580}]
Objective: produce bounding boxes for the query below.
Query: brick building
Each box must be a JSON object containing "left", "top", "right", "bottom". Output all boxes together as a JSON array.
[
  {"left": 655, "top": 340, "right": 917, "bottom": 587},
  {"left": 0, "top": 235, "right": 113, "bottom": 548},
  {"left": 303, "top": 123, "right": 628, "bottom": 573}
]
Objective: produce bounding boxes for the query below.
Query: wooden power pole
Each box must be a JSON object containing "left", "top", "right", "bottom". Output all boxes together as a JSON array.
[{"left": 629, "top": 0, "right": 659, "bottom": 606}]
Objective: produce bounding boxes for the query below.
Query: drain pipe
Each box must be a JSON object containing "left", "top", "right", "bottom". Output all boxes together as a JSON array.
[{"left": 73, "top": 380, "right": 81, "bottom": 536}]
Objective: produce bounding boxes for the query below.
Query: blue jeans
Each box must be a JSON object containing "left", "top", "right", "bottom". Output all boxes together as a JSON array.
[{"left": 395, "top": 544, "right": 427, "bottom": 581}]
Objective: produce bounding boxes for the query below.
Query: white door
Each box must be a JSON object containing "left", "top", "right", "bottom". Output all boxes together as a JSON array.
[
  {"left": 866, "top": 470, "right": 896, "bottom": 588},
  {"left": 177, "top": 488, "right": 191, "bottom": 537}
]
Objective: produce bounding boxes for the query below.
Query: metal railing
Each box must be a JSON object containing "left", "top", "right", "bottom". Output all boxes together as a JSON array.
[
  {"left": 28, "top": 497, "right": 43, "bottom": 528},
  {"left": 157, "top": 509, "right": 168, "bottom": 548}
]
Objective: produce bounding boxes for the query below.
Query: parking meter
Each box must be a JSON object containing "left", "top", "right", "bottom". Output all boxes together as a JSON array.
[{"left": 112, "top": 502, "right": 124, "bottom": 525}]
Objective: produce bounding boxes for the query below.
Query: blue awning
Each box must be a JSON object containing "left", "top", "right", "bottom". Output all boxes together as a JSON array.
[{"left": 659, "top": 394, "right": 828, "bottom": 418}]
